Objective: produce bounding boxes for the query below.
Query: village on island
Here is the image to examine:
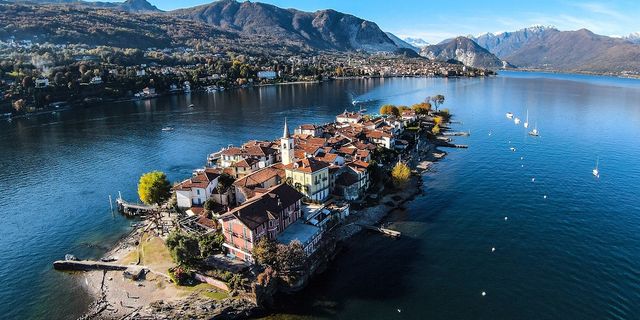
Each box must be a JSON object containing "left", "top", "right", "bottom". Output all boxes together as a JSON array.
[{"left": 58, "top": 95, "right": 465, "bottom": 319}]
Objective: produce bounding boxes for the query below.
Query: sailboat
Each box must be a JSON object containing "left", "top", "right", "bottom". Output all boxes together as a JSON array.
[
  {"left": 528, "top": 122, "right": 539, "bottom": 136},
  {"left": 524, "top": 110, "right": 529, "bottom": 128},
  {"left": 592, "top": 157, "right": 600, "bottom": 178},
  {"left": 514, "top": 117, "right": 521, "bottom": 125}
]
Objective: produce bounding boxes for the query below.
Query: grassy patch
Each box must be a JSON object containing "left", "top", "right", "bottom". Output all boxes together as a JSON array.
[
  {"left": 178, "top": 282, "right": 228, "bottom": 300},
  {"left": 141, "top": 235, "right": 175, "bottom": 272},
  {"left": 119, "top": 250, "right": 139, "bottom": 265}
]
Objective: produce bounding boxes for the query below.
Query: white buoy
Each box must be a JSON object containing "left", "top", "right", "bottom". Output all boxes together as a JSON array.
[
  {"left": 491, "top": 247, "right": 496, "bottom": 252},
  {"left": 544, "top": 195, "right": 547, "bottom": 199},
  {"left": 520, "top": 157, "right": 524, "bottom": 160},
  {"left": 504, "top": 216, "right": 508, "bottom": 221},
  {"left": 531, "top": 177, "right": 535, "bottom": 182},
  {"left": 482, "top": 291, "right": 486, "bottom": 296},
  {"left": 521, "top": 165, "right": 524, "bottom": 167}
]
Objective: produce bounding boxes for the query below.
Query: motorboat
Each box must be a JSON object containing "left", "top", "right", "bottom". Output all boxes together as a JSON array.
[{"left": 506, "top": 112, "right": 514, "bottom": 119}]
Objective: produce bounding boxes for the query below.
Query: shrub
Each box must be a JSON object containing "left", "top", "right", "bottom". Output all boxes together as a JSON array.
[{"left": 168, "top": 266, "right": 193, "bottom": 286}]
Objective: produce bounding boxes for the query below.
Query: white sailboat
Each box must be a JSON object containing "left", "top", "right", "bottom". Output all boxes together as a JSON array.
[
  {"left": 524, "top": 109, "right": 529, "bottom": 128},
  {"left": 528, "top": 122, "right": 539, "bottom": 136},
  {"left": 514, "top": 117, "right": 521, "bottom": 125},
  {"left": 593, "top": 157, "right": 600, "bottom": 178}
]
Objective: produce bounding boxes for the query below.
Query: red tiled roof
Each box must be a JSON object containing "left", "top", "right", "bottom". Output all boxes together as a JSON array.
[
  {"left": 284, "top": 157, "right": 329, "bottom": 173},
  {"left": 220, "top": 183, "right": 304, "bottom": 230},
  {"left": 174, "top": 169, "right": 219, "bottom": 191},
  {"left": 233, "top": 165, "right": 285, "bottom": 188}
]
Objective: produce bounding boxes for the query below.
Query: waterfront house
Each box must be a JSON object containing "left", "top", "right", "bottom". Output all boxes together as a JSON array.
[
  {"left": 218, "top": 183, "right": 304, "bottom": 262},
  {"left": 336, "top": 111, "right": 362, "bottom": 124},
  {"left": 174, "top": 168, "right": 220, "bottom": 208}
]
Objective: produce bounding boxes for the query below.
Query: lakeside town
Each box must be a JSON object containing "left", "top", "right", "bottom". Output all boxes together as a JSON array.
[
  {"left": 59, "top": 96, "right": 462, "bottom": 319},
  {"left": 0, "top": 38, "right": 495, "bottom": 120}
]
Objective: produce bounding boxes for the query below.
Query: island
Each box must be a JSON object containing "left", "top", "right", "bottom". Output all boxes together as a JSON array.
[{"left": 59, "top": 96, "right": 466, "bottom": 319}]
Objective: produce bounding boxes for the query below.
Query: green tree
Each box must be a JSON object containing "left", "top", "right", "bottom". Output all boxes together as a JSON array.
[
  {"left": 198, "top": 232, "right": 225, "bottom": 258},
  {"left": 216, "top": 173, "right": 235, "bottom": 194},
  {"left": 380, "top": 104, "right": 400, "bottom": 117},
  {"left": 253, "top": 237, "right": 278, "bottom": 267},
  {"left": 391, "top": 162, "right": 411, "bottom": 186},
  {"left": 431, "top": 94, "right": 445, "bottom": 111},
  {"left": 137, "top": 171, "right": 171, "bottom": 205},
  {"left": 276, "top": 241, "right": 306, "bottom": 272},
  {"left": 166, "top": 231, "right": 201, "bottom": 267}
]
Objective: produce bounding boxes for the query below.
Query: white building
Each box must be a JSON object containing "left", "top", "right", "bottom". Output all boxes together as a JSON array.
[
  {"left": 257, "top": 71, "right": 277, "bottom": 79},
  {"left": 336, "top": 110, "right": 362, "bottom": 124},
  {"left": 174, "top": 169, "right": 220, "bottom": 208},
  {"left": 281, "top": 118, "right": 295, "bottom": 165}
]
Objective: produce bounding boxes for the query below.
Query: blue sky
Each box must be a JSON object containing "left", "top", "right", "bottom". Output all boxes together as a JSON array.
[{"left": 118, "top": 0, "right": 640, "bottom": 42}]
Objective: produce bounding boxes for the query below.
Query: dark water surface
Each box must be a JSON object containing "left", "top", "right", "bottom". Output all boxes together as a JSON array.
[{"left": 1, "top": 72, "right": 639, "bottom": 319}]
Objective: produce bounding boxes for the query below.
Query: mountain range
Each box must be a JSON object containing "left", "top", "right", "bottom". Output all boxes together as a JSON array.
[
  {"left": 468, "top": 26, "right": 640, "bottom": 74},
  {"left": 9, "top": 0, "right": 161, "bottom": 12},
  {"left": 170, "top": 0, "right": 398, "bottom": 53},
  {"left": 420, "top": 37, "right": 508, "bottom": 69},
  {"left": 2, "top": 0, "right": 640, "bottom": 74}
]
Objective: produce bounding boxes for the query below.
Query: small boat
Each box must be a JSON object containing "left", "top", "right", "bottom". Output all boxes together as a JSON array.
[
  {"left": 593, "top": 157, "right": 600, "bottom": 178},
  {"left": 528, "top": 122, "right": 539, "bottom": 136},
  {"left": 514, "top": 117, "right": 521, "bottom": 125},
  {"left": 524, "top": 109, "right": 529, "bottom": 128},
  {"left": 506, "top": 112, "right": 514, "bottom": 119},
  {"left": 188, "top": 104, "right": 196, "bottom": 108},
  {"left": 510, "top": 147, "right": 516, "bottom": 152},
  {"left": 161, "top": 126, "right": 174, "bottom": 131}
]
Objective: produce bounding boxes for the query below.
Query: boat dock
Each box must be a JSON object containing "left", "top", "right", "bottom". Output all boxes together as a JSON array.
[
  {"left": 357, "top": 224, "right": 401, "bottom": 238},
  {"left": 442, "top": 131, "right": 470, "bottom": 136},
  {"left": 115, "top": 197, "right": 157, "bottom": 216},
  {"left": 53, "top": 260, "right": 130, "bottom": 271}
]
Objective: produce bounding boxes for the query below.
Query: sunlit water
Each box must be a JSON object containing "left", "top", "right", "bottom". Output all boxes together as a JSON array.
[{"left": 0, "top": 72, "right": 639, "bottom": 319}]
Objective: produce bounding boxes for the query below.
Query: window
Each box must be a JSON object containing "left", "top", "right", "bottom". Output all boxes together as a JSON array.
[{"left": 197, "top": 189, "right": 200, "bottom": 195}]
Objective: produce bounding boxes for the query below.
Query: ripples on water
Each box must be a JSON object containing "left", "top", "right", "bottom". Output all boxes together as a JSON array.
[{"left": 1, "top": 73, "right": 639, "bottom": 319}]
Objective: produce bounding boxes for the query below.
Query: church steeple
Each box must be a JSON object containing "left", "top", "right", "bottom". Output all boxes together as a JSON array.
[
  {"left": 283, "top": 117, "right": 290, "bottom": 138},
  {"left": 281, "top": 117, "right": 294, "bottom": 165}
]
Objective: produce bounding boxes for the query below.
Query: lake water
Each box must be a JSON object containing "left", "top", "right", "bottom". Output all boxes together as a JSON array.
[{"left": 1, "top": 72, "right": 639, "bottom": 319}]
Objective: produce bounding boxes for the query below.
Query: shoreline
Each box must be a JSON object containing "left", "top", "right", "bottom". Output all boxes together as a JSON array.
[
  {"left": 76, "top": 113, "right": 457, "bottom": 319},
  {"left": 78, "top": 145, "right": 446, "bottom": 320}
]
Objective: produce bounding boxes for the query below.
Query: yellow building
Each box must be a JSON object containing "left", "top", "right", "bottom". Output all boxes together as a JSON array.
[{"left": 284, "top": 157, "right": 330, "bottom": 202}]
